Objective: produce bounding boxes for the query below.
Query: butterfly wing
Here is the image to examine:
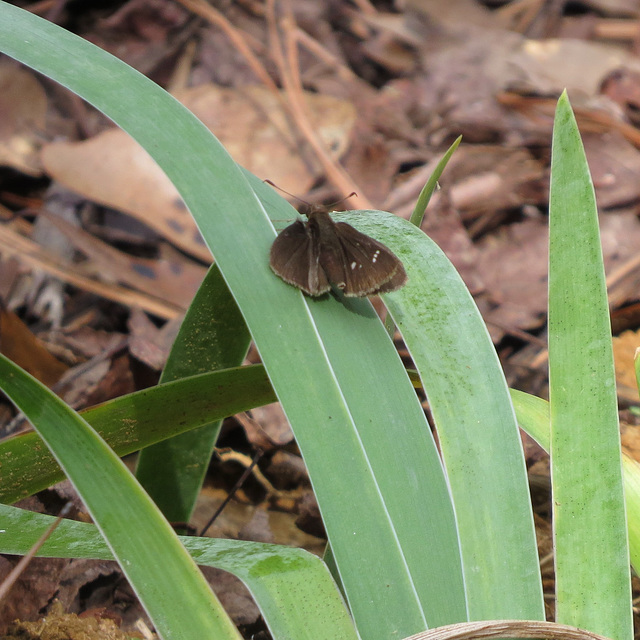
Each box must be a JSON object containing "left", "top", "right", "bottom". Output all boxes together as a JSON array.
[
  {"left": 269, "top": 220, "right": 331, "bottom": 296},
  {"left": 372, "top": 260, "right": 408, "bottom": 294},
  {"left": 325, "top": 222, "right": 407, "bottom": 296}
]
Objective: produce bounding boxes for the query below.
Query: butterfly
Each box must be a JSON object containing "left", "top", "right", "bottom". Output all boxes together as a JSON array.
[{"left": 269, "top": 205, "right": 407, "bottom": 297}]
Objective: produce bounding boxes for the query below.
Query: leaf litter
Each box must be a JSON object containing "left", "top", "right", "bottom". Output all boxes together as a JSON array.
[{"left": 3, "top": 0, "right": 640, "bottom": 635}]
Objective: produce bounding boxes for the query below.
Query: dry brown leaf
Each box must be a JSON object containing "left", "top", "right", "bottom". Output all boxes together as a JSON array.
[
  {"left": 0, "top": 557, "right": 69, "bottom": 636},
  {"left": 491, "top": 37, "right": 637, "bottom": 97},
  {"left": 413, "top": 28, "right": 640, "bottom": 144},
  {"left": 613, "top": 329, "right": 640, "bottom": 402},
  {"left": 477, "top": 212, "right": 640, "bottom": 337},
  {"left": 127, "top": 307, "right": 181, "bottom": 371},
  {"left": 236, "top": 402, "right": 294, "bottom": 449},
  {"left": 447, "top": 145, "right": 546, "bottom": 218},
  {"left": 0, "top": 308, "right": 68, "bottom": 386},
  {"left": 201, "top": 567, "right": 261, "bottom": 627},
  {"left": 0, "top": 62, "right": 47, "bottom": 176},
  {"left": 174, "top": 84, "right": 356, "bottom": 194},
  {"left": 41, "top": 129, "right": 209, "bottom": 261},
  {"left": 38, "top": 209, "right": 205, "bottom": 308},
  {"left": 422, "top": 192, "right": 483, "bottom": 296},
  {"left": 40, "top": 84, "right": 356, "bottom": 261},
  {"left": 475, "top": 218, "right": 548, "bottom": 333},
  {"left": 583, "top": 132, "right": 640, "bottom": 209}
]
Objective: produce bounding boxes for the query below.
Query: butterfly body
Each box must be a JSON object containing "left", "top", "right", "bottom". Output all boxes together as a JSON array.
[{"left": 270, "top": 208, "right": 407, "bottom": 297}]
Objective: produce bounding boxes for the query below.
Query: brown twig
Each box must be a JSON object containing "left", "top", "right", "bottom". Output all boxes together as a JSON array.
[
  {"left": 174, "top": 0, "right": 278, "bottom": 92},
  {"left": 497, "top": 92, "right": 640, "bottom": 148},
  {"left": 198, "top": 449, "right": 265, "bottom": 537},
  {"left": 267, "top": 0, "right": 372, "bottom": 208},
  {"left": 289, "top": 26, "right": 359, "bottom": 83},
  {"left": 0, "top": 224, "right": 182, "bottom": 319},
  {"left": 0, "top": 503, "right": 73, "bottom": 604}
]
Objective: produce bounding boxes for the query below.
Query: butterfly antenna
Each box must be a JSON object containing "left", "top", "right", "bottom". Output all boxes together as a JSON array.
[
  {"left": 264, "top": 179, "right": 312, "bottom": 207},
  {"left": 327, "top": 192, "right": 357, "bottom": 210},
  {"left": 264, "top": 180, "right": 357, "bottom": 210}
]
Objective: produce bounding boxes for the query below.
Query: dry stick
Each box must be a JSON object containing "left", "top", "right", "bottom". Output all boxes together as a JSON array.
[
  {"left": 281, "top": 3, "right": 302, "bottom": 96},
  {"left": 167, "top": 38, "right": 198, "bottom": 93},
  {"left": 292, "top": 26, "right": 360, "bottom": 83},
  {"left": 484, "top": 319, "right": 548, "bottom": 349},
  {"left": 497, "top": 92, "right": 640, "bottom": 148},
  {"left": 172, "top": 0, "right": 309, "bottom": 177},
  {"left": 593, "top": 19, "right": 640, "bottom": 42},
  {"left": 178, "top": 0, "right": 369, "bottom": 208},
  {"left": 199, "top": 449, "right": 264, "bottom": 537},
  {"left": 0, "top": 503, "right": 73, "bottom": 604},
  {"left": 606, "top": 253, "right": 640, "bottom": 292},
  {"left": 0, "top": 226, "right": 182, "bottom": 319},
  {"left": 174, "top": 0, "right": 279, "bottom": 93},
  {"left": 538, "top": 550, "right": 554, "bottom": 569},
  {"left": 282, "top": 18, "right": 372, "bottom": 208},
  {"left": 267, "top": 0, "right": 373, "bottom": 209}
]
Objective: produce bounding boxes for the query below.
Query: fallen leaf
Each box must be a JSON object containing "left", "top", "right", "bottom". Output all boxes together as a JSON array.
[
  {"left": 583, "top": 132, "right": 640, "bottom": 209},
  {"left": 0, "top": 61, "right": 47, "bottom": 176},
  {"left": 613, "top": 329, "right": 640, "bottom": 402},
  {"left": 174, "top": 84, "right": 356, "bottom": 194},
  {"left": 40, "top": 84, "right": 356, "bottom": 260},
  {"left": 0, "top": 308, "right": 68, "bottom": 386},
  {"left": 41, "top": 129, "right": 209, "bottom": 261}
]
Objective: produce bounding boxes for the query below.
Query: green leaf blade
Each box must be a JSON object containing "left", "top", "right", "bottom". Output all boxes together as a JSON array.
[
  {"left": 0, "top": 354, "right": 241, "bottom": 640},
  {"left": 0, "top": 6, "right": 445, "bottom": 637},
  {"left": 135, "top": 265, "right": 251, "bottom": 524},
  {"left": 365, "top": 217, "right": 545, "bottom": 622},
  {"left": 0, "top": 364, "right": 275, "bottom": 504},
  {"left": 0, "top": 504, "right": 358, "bottom": 640},
  {"left": 549, "top": 91, "right": 631, "bottom": 640}
]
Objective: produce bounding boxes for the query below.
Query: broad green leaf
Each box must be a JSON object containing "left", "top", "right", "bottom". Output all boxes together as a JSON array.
[
  {"left": 370, "top": 218, "right": 544, "bottom": 621},
  {"left": 0, "top": 504, "right": 358, "bottom": 640},
  {"left": 0, "top": 353, "right": 241, "bottom": 640},
  {"left": 0, "top": 6, "right": 460, "bottom": 637},
  {"left": 0, "top": 364, "right": 274, "bottom": 504},
  {"left": 136, "top": 264, "right": 251, "bottom": 523},
  {"left": 247, "top": 181, "right": 467, "bottom": 629},
  {"left": 549, "top": 91, "right": 631, "bottom": 640}
]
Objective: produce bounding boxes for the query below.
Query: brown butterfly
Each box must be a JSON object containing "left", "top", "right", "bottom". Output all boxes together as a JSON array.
[{"left": 269, "top": 205, "right": 407, "bottom": 297}]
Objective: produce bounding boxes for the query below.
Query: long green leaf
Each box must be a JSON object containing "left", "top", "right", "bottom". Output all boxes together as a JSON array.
[
  {"left": 410, "top": 136, "right": 462, "bottom": 227},
  {"left": 511, "top": 389, "right": 640, "bottom": 576},
  {"left": 0, "top": 364, "right": 274, "bottom": 504},
  {"left": 0, "top": 504, "right": 358, "bottom": 640},
  {"left": 365, "top": 216, "right": 545, "bottom": 621},
  {"left": 136, "top": 264, "right": 251, "bottom": 523},
  {"left": 247, "top": 182, "right": 466, "bottom": 629},
  {"left": 0, "top": 6, "right": 459, "bottom": 637},
  {"left": 0, "top": 353, "right": 241, "bottom": 640},
  {"left": 549, "top": 91, "right": 631, "bottom": 640}
]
